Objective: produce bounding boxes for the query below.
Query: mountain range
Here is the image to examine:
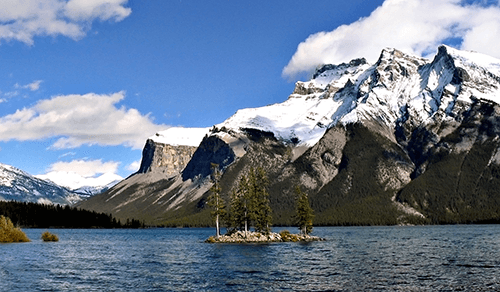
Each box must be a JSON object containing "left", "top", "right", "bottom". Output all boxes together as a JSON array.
[
  {"left": 0, "top": 163, "right": 118, "bottom": 205},
  {"left": 75, "top": 45, "right": 500, "bottom": 225}
]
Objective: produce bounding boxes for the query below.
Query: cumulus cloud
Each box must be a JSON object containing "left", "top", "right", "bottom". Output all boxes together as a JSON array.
[
  {"left": 0, "top": 91, "right": 168, "bottom": 149},
  {"left": 0, "top": 0, "right": 131, "bottom": 45},
  {"left": 36, "top": 159, "right": 123, "bottom": 189},
  {"left": 283, "top": 0, "right": 500, "bottom": 79}
]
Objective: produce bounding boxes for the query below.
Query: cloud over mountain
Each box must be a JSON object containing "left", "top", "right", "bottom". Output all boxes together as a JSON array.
[
  {"left": 282, "top": 0, "right": 500, "bottom": 78},
  {"left": 36, "top": 159, "right": 123, "bottom": 190}
]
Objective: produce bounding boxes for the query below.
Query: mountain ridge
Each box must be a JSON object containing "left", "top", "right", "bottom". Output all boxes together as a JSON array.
[
  {"left": 79, "top": 45, "right": 500, "bottom": 226},
  {"left": 0, "top": 162, "right": 119, "bottom": 205},
  {"left": 0, "top": 163, "right": 81, "bottom": 205}
]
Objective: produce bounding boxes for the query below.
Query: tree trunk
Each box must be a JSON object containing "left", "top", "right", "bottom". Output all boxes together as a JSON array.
[
  {"left": 216, "top": 214, "right": 220, "bottom": 238},
  {"left": 244, "top": 210, "right": 248, "bottom": 237}
]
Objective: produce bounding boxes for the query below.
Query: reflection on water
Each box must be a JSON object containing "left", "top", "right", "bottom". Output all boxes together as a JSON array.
[{"left": 1, "top": 225, "right": 499, "bottom": 291}]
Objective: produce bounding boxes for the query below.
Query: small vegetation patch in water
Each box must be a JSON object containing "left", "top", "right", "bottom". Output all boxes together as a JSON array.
[
  {"left": 0, "top": 215, "right": 30, "bottom": 243},
  {"left": 41, "top": 231, "right": 59, "bottom": 242}
]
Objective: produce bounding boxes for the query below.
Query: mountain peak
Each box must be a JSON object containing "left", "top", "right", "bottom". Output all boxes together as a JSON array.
[
  {"left": 0, "top": 163, "right": 83, "bottom": 205},
  {"left": 80, "top": 46, "right": 500, "bottom": 227},
  {"left": 312, "top": 58, "right": 368, "bottom": 80},
  {"left": 211, "top": 46, "right": 500, "bottom": 148}
]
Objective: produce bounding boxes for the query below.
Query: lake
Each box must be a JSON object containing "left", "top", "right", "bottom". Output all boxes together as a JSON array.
[{"left": 1, "top": 225, "right": 499, "bottom": 291}]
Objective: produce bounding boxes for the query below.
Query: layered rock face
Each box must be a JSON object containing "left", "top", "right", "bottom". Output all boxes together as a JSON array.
[
  {"left": 138, "top": 139, "right": 198, "bottom": 176},
  {"left": 81, "top": 46, "right": 500, "bottom": 226}
]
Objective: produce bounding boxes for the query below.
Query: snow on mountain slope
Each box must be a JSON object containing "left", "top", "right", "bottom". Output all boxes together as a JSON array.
[
  {"left": 217, "top": 59, "right": 372, "bottom": 146},
  {"left": 446, "top": 45, "right": 500, "bottom": 77},
  {"left": 36, "top": 171, "right": 123, "bottom": 194},
  {"left": 72, "top": 177, "right": 122, "bottom": 196},
  {"left": 213, "top": 45, "right": 500, "bottom": 145},
  {"left": 148, "top": 46, "right": 500, "bottom": 150},
  {"left": 150, "top": 127, "right": 210, "bottom": 146},
  {"left": 80, "top": 46, "right": 500, "bottom": 226},
  {"left": 0, "top": 163, "right": 82, "bottom": 205},
  {"left": 145, "top": 46, "right": 500, "bottom": 151}
]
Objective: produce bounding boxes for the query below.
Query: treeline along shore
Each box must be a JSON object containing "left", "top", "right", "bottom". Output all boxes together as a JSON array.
[{"left": 0, "top": 201, "right": 144, "bottom": 228}]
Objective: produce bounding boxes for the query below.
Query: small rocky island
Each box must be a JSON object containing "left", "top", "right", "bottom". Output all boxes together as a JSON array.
[
  {"left": 205, "top": 166, "right": 320, "bottom": 243},
  {"left": 206, "top": 230, "right": 324, "bottom": 243}
]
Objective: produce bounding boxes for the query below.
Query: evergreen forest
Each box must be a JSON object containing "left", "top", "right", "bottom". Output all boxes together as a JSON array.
[{"left": 0, "top": 201, "right": 144, "bottom": 228}]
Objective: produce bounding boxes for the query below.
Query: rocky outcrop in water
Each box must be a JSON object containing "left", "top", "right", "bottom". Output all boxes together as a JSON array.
[{"left": 205, "top": 231, "right": 324, "bottom": 243}]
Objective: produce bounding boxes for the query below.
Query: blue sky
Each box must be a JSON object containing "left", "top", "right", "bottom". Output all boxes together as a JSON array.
[{"left": 0, "top": 0, "right": 499, "bottom": 189}]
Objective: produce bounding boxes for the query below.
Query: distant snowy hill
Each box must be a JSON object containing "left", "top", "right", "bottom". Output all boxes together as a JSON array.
[
  {"left": 0, "top": 163, "right": 81, "bottom": 205},
  {"left": 0, "top": 162, "right": 121, "bottom": 205},
  {"left": 36, "top": 171, "right": 123, "bottom": 196}
]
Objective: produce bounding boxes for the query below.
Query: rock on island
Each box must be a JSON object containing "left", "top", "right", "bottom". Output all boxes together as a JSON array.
[{"left": 205, "top": 230, "right": 324, "bottom": 243}]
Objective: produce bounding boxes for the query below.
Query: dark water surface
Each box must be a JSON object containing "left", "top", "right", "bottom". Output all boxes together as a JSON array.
[{"left": 1, "top": 225, "right": 499, "bottom": 291}]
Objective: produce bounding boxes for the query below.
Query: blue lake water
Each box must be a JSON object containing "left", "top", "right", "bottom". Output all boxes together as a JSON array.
[{"left": 1, "top": 225, "right": 499, "bottom": 291}]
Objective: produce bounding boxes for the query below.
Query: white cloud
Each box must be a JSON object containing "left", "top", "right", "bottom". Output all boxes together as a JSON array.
[
  {"left": 0, "top": 91, "right": 168, "bottom": 149},
  {"left": 64, "top": 0, "right": 131, "bottom": 21},
  {"left": 283, "top": 0, "right": 500, "bottom": 79},
  {"left": 3, "top": 90, "right": 19, "bottom": 98},
  {"left": 0, "top": 0, "right": 131, "bottom": 45},
  {"left": 126, "top": 160, "right": 141, "bottom": 172},
  {"left": 58, "top": 151, "right": 76, "bottom": 158},
  {"left": 36, "top": 159, "right": 123, "bottom": 189},
  {"left": 25, "top": 80, "right": 43, "bottom": 91},
  {"left": 47, "top": 159, "right": 119, "bottom": 177},
  {"left": 15, "top": 80, "right": 43, "bottom": 91}
]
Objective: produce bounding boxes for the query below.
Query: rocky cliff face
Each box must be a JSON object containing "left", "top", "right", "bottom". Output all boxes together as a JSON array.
[
  {"left": 80, "top": 45, "right": 500, "bottom": 226},
  {"left": 138, "top": 138, "right": 198, "bottom": 176}
]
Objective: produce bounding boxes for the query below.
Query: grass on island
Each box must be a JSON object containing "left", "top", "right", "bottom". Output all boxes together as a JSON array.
[
  {"left": 41, "top": 231, "right": 59, "bottom": 242},
  {"left": 279, "top": 230, "right": 302, "bottom": 242},
  {"left": 0, "top": 215, "right": 30, "bottom": 243}
]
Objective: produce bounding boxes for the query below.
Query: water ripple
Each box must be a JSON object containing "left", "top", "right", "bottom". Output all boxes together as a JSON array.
[{"left": 1, "top": 226, "right": 500, "bottom": 291}]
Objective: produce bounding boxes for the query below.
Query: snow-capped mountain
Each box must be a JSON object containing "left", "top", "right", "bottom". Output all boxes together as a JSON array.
[
  {"left": 81, "top": 46, "right": 500, "bottom": 226},
  {"left": 216, "top": 45, "right": 500, "bottom": 144},
  {"left": 36, "top": 171, "right": 123, "bottom": 196},
  {"left": 149, "top": 127, "right": 211, "bottom": 146},
  {"left": 0, "top": 163, "right": 82, "bottom": 205},
  {"left": 72, "top": 181, "right": 121, "bottom": 197}
]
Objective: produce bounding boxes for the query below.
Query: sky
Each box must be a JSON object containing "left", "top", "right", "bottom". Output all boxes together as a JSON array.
[{"left": 0, "top": 0, "right": 499, "bottom": 189}]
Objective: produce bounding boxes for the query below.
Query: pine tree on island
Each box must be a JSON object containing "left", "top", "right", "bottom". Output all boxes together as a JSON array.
[
  {"left": 295, "top": 186, "right": 314, "bottom": 235},
  {"left": 206, "top": 168, "right": 322, "bottom": 243},
  {"left": 229, "top": 174, "right": 251, "bottom": 234},
  {"left": 227, "top": 166, "right": 272, "bottom": 236},
  {"left": 207, "top": 163, "right": 226, "bottom": 239},
  {"left": 251, "top": 167, "right": 272, "bottom": 235}
]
